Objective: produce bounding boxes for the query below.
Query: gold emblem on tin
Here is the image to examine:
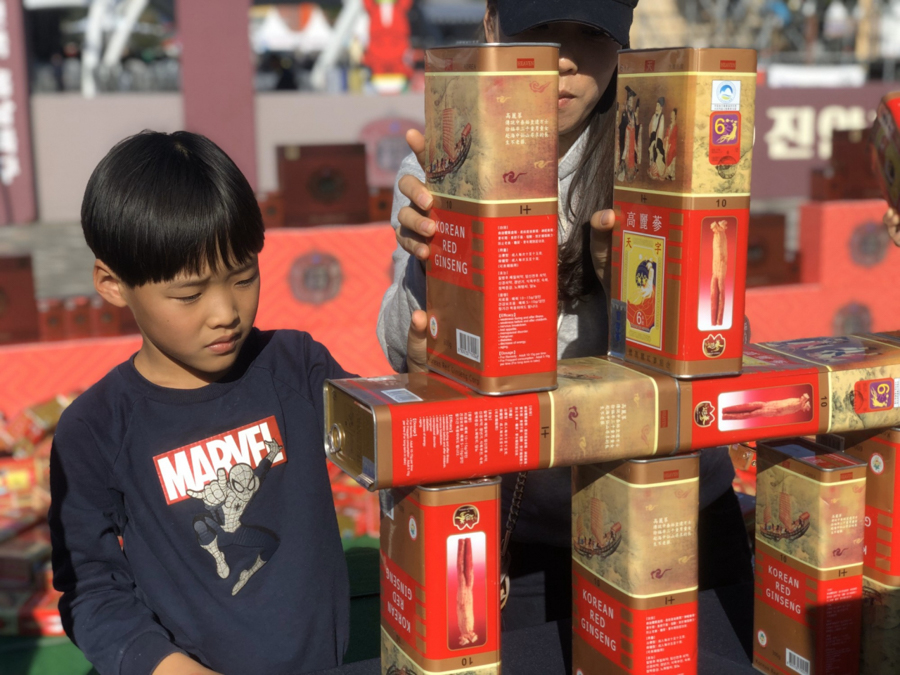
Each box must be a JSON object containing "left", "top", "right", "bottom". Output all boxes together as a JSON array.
[
  {"left": 453, "top": 505, "right": 479, "bottom": 531},
  {"left": 702, "top": 333, "right": 726, "bottom": 358}
]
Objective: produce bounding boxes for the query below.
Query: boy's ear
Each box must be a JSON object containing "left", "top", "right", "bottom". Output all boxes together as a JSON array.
[{"left": 93, "top": 260, "right": 129, "bottom": 308}]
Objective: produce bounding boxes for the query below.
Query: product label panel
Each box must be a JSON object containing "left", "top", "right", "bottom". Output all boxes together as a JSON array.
[
  {"left": 428, "top": 208, "right": 557, "bottom": 378},
  {"left": 611, "top": 198, "right": 748, "bottom": 374},
  {"left": 389, "top": 395, "right": 544, "bottom": 485},
  {"left": 573, "top": 569, "right": 698, "bottom": 675}
]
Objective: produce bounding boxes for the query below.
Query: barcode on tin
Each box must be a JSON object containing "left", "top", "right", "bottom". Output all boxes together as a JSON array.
[
  {"left": 382, "top": 388, "right": 423, "bottom": 404},
  {"left": 785, "top": 649, "right": 810, "bottom": 675},
  {"left": 457, "top": 329, "right": 481, "bottom": 362},
  {"left": 894, "top": 379, "right": 900, "bottom": 408}
]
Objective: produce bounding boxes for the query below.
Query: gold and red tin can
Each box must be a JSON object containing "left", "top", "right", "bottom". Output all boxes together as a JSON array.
[
  {"left": 324, "top": 357, "right": 680, "bottom": 490},
  {"left": 753, "top": 438, "right": 866, "bottom": 675},
  {"left": 424, "top": 43, "right": 559, "bottom": 395},
  {"left": 870, "top": 91, "right": 900, "bottom": 213},
  {"left": 842, "top": 429, "right": 900, "bottom": 674},
  {"left": 572, "top": 453, "right": 700, "bottom": 675},
  {"left": 610, "top": 48, "right": 757, "bottom": 379},
  {"left": 380, "top": 477, "right": 500, "bottom": 675}
]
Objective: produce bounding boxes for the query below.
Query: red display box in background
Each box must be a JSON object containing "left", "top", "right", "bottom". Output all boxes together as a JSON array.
[
  {"left": 0, "top": 225, "right": 397, "bottom": 420},
  {"left": 746, "top": 200, "right": 900, "bottom": 343}
]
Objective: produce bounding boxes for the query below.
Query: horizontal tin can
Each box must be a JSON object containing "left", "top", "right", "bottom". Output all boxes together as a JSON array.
[
  {"left": 841, "top": 429, "right": 900, "bottom": 674},
  {"left": 324, "top": 357, "right": 681, "bottom": 490},
  {"left": 380, "top": 478, "right": 501, "bottom": 675},
  {"left": 424, "top": 43, "right": 559, "bottom": 395},
  {"left": 753, "top": 439, "right": 866, "bottom": 675},
  {"left": 870, "top": 91, "right": 900, "bottom": 213},
  {"left": 610, "top": 48, "right": 757, "bottom": 379},
  {"left": 572, "top": 453, "right": 700, "bottom": 675},
  {"left": 327, "top": 334, "right": 900, "bottom": 490},
  {"left": 682, "top": 334, "right": 900, "bottom": 451}
]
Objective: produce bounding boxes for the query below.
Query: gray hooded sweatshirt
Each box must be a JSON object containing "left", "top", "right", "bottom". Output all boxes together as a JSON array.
[{"left": 376, "top": 130, "right": 733, "bottom": 547}]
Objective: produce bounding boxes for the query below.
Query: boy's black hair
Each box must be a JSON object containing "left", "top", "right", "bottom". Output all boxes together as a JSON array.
[{"left": 82, "top": 130, "right": 265, "bottom": 287}]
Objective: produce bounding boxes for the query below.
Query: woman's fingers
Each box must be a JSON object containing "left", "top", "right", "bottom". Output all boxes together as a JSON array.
[
  {"left": 396, "top": 206, "right": 435, "bottom": 260},
  {"left": 396, "top": 173, "right": 435, "bottom": 259},
  {"left": 406, "top": 129, "right": 427, "bottom": 169},
  {"left": 590, "top": 208, "right": 616, "bottom": 231},
  {"left": 407, "top": 309, "right": 429, "bottom": 373},
  {"left": 398, "top": 173, "right": 433, "bottom": 211}
]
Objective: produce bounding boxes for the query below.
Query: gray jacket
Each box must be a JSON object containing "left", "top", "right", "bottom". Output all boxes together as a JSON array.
[{"left": 376, "top": 131, "right": 733, "bottom": 547}]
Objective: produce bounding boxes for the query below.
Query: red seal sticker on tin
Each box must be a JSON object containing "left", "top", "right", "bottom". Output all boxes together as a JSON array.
[{"left": 709, "top": 112, "right": 741, "bottom": 166}]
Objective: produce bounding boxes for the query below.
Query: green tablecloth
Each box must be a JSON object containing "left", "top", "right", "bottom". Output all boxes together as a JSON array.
[{"left": 0, "top": 542, "right": 381, "bottom": 675}]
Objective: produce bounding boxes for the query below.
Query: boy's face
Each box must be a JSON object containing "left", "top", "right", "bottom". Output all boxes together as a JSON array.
[{"left": 120, "top": 255, "right": 260, "bottom": 389}]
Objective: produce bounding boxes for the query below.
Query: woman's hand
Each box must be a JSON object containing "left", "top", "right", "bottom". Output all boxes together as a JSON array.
[
  {"left": 589, "top": 209, "right": 616, "bottom": 293},
  {"left": 396, "top": 130, "right": 436, "bottom": 261},
  {"left": 884, "top": 207, "right": 900, "bottom": 247},
  {"left": 406, "top": 310, "right": 429, "bottom": 373}
]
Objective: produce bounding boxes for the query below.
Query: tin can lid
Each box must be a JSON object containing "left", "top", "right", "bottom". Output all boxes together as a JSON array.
[
  {"left": 629, "top": 451, "right": 700, "bottom": 465},
  {"left": 417, "top": 476, "right": 502, "bottom": 491}
]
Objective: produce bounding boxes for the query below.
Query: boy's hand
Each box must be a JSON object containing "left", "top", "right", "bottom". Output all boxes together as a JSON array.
[
  {"left": 885, "top": 207, "right": 900, "bottom": 247},
  {"left": 407, "top": 310, "right": 428, "bottom": 373},
  {"left": 589, "top": 209, "right": 616, "bottom": 293},
  {"left": 153, "top": 653, "right": 222, "bottom": 675},
  {"left": 396, "top": 130, "right": 436, "bottom": 262}
]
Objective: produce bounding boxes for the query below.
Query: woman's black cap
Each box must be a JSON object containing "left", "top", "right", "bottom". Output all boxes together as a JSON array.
[{"left": 496, "top": 0, "right": 638, "bottom": 47}]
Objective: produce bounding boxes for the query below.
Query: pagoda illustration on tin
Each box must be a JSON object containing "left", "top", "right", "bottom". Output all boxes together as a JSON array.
[
  {"left": 759, "top": 488, "right": 810, "bottom": 542},
  {"left": 573, "top": 497, "right": 622, "bottom": 560},
  {"left": 426, "top": 107, "right": 472, "bottom": 181}
]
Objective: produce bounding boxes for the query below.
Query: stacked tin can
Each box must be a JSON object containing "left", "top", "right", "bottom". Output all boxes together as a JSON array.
[
  {"left": 753, "top": 438, "right": 866, "bottom": 675},
  {"left": 609, "top": 48, "right": 757, "bottom": 379}
]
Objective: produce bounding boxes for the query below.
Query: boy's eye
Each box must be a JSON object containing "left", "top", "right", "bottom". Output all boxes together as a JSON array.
[
  {"left": 236, "top": 273, "right": 259, "bottom": 288},
  {"left": 175, "top": 293, "right": 201, "bottom": 303}
]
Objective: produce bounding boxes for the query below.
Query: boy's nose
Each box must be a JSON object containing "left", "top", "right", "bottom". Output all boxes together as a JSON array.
[{"left": 209, "top": 290, "right": 241, "bottom": 327}]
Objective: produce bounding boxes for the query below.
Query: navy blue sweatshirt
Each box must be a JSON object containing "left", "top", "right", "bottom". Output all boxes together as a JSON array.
[{"left": 49, "top": 329, "right": 351, "bottom": 675}]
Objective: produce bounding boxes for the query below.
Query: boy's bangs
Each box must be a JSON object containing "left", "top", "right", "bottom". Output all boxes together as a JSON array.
[{"left": 82, "top": 131, "right": 264, "bottom": 287}]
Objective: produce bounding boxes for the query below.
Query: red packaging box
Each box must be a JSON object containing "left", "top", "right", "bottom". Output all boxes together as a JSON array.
[
  {"left": 0, "top": 510, "right": 41, "bottom": 546},
  {"left": 0, "top": 255, "right": 39, "bottom": 345},
  {"left": 37, "top": 298, "right": 65, "bottom": 341},
  {"left": 4, "top": 394, "right": 74, "bottom": 447},
  {"left": 90, "top": 295, "right": 121, "bottom": 337},
  {"left": 63, "top": 296, "right": 92, "bottom": 340},
  {"left": 0, "top": 456, "right": 38, "bottom": 501},
  {"left": 381, "top": 478, "right": 500, "bottom": 675},
  {"left": 19, "top": 587, "right": 64, "bottom": 636},
  {"left": 753, "top": 439, "right": 866, "bottom": 675},
  {"left": 0, "top": 524, "right": 51, "bottom": 590}
]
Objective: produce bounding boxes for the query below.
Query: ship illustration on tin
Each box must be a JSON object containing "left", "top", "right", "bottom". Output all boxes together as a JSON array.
[
  {"left": 426, "top": 108, "right": 472, "bottom": 181},
  {"left": 573, "top": 497, "right": 622, "bottom": 559},
  {"left": 759, "top": 490, "right": 810, "bottom": 542}
]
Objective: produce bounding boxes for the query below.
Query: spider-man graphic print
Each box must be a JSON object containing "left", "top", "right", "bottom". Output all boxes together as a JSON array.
[{"left": 152, "top": 416, "right": 286, "bottom": 595}]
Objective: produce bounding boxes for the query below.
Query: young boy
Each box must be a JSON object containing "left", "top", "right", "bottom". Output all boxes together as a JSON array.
[{"left": 50, "top": 131, "right": 351, "bottom": 675}]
